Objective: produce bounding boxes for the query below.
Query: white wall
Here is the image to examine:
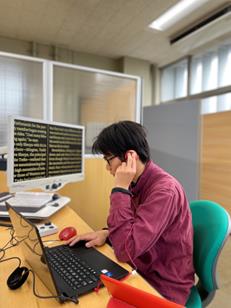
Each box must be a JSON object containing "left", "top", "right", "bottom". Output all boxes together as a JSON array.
[
  {"left": 121, "top": 56, "right": 153, "bottom": 106},
  {"left": 0, "top": 36, "right": 119, "bottom": 71}
]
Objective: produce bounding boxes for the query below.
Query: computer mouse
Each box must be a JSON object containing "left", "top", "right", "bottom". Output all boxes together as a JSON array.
[
  {"left": 59, "top": 226, "right": 77, "bottom": 241},
  {"left": 7, "top": 266, "right": 29, "bottom": 290}
]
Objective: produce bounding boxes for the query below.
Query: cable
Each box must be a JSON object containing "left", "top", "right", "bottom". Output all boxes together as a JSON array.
[
  {"left": 0, "top": 227, "right": 17, "bottom": 261},
  {"left": 1, "top": 227, "right": 77, "bottom": 303},
  {"left": 29, "top": 269, "right": 78, "bottom": 303},
  {"left": 0, "top": 237, "right": 59, "bottom": 299},
  {"left": 0, "top": 248, "right": 5, "bottom": 260},
  {"left": 0, "top": 227, "right": 29, "bottom": 261},
  {"left": 0, "top": 256, "right": 21, "bottom": 267},
  {"left": 3, "top": 228, "right": 16, "bottom": 248},
  {"left": 0, "top": 254, "right": 78, "bottom": 303},
  {"left": 0, "top": 225, "right": 61, "bottom": 261},
  {"left": 29, "top": 269, "right": 61, "bottom": 300},
  {"left": 2, "top": 261, "right": 61, "bottom": 300},
  {"left": 124, "top": 225, "right": 138, "bottom": 274}
]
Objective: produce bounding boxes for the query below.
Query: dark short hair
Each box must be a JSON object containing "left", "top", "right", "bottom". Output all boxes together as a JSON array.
[{"left": 92, "top": 121, "right": 150, "bottom": 163}]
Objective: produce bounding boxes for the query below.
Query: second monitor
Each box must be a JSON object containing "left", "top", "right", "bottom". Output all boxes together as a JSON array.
[{"left": 7, "top": 116, "right": 85, "bottom": 192}]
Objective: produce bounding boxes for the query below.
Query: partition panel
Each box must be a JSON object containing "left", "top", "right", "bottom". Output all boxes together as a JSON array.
[
  {"left": 143, "top": 100, "right": 201, "bottom": 202},
  {"left": 200, "top": 110, "right": 231, "bottom": 214}
]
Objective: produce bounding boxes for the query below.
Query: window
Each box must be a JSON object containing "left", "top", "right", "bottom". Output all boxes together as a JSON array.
[
  {"left": 160, "top": 59, "right": 188, "bottom": 102},
  {"left": 201, "top": 93, "right": 231, "bottom": 115},
  {"left": 160, "top": 42, "right": 231, "bottom": 114},
  {"left": 191, "top": 43, "right": 231, "bottom": 115},
  {"left": 218, "top": 44, "right": 231, "bottom": 87},
  {"left": 190, "top": 43, "right": 231, "bottom": 95}
]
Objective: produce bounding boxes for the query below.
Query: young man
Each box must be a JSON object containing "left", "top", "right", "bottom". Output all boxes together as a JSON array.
[{"left": 68, "top": 121, "right": 195, "bottom": 305}]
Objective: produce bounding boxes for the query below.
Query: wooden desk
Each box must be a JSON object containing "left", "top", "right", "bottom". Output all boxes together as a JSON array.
[{"left": 0, "top": 206, "right": 160, "bottom": 307}]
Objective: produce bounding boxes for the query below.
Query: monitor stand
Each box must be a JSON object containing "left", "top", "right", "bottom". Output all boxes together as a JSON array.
[{"left": 0, "top": 196, "right": 70, "bottom": 219}]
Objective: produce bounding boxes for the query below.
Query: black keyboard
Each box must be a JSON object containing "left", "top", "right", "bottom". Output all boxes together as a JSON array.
[{"left": 46, "top": 246, "right": 99, "bottom": 290}]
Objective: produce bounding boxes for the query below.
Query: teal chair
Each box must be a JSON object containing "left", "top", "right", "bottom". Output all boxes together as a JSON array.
[{"left": 186, "top": 200, "right": 231, "bottom": 308}]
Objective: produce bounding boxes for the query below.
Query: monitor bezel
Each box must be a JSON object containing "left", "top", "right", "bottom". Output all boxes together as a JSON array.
[{"left": 7, "top": 115, "right": 85, "bottom": 192}]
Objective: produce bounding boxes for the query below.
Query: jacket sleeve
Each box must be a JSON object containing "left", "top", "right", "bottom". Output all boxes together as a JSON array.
[{"left": 107, "top": 189, "right": 178, "bottom": 263}]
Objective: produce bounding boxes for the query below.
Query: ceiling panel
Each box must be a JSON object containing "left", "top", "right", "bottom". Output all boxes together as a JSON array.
[{"left": 0, "top": 0, "right": 230, "bottom": 65}]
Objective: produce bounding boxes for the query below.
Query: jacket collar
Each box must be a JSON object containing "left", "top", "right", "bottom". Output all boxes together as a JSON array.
[{"left": 130, "top": 160, "right": 153, "bottom": 196}]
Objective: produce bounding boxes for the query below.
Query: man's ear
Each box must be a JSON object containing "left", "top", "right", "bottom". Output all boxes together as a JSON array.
[{"left": 125, "top": 150, "right": 138, "bottom": 161}]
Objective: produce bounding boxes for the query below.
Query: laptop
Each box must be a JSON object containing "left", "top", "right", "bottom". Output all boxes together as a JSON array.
[
  {"left": 6, "top": 203, "right": 129, "bottom": 303},
  {"left": 100, "top": 274, "right": 184, "bottom": 308}
]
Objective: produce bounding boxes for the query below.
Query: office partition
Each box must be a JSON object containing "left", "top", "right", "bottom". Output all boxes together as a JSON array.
[
  {"left": 0, "top": 55, "right": 43, "bottom": 147},
  {"left": 0, "top": 51, "right": 141, "bottom": 153},
  {"left": 53, "top": 64, "right": 140, "bottom": 153},
  {"left": 200, "top": 110, "right": 231, "bottom": 214},
  {"left": 143, "top": 100, "right": 201, "bottom": 202}
]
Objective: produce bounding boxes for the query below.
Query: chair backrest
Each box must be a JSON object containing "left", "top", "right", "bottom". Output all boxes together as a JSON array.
[{"left": 190, "top": 200, "right": 231, "bottom": 294}]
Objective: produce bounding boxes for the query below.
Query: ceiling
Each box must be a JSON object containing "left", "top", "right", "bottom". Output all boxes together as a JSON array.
[{"left": 0, "top": 0, "right": 230, "bottom": 66}]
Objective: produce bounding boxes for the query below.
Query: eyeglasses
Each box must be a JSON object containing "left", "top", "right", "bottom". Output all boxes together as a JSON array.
[{"left": 103, "top": 155, "right": 116, "bottom": 165}]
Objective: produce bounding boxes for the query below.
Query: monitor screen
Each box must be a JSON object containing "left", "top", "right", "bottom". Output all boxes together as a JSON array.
[{"left": 7, "top": 116, "right": 85, "bottom": 192}]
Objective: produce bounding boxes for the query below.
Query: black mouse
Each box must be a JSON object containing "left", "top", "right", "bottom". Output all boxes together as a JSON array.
[{"left": 7, "top": 266, "right": 29, "bottom": 290}]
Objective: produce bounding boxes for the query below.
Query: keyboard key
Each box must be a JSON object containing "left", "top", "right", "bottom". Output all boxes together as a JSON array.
[{"left": 46, "top": 246, "right": 99, "bottom": 290}]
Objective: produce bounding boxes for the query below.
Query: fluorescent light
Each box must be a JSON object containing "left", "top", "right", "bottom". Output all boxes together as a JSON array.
[{"left": 149, "top": 0, "right": 209, "bottom": 31}]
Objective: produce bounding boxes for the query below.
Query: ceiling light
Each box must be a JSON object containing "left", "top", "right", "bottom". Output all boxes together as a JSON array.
[{"left": 149, "top": 0, "right": 209, "bottom": 31}]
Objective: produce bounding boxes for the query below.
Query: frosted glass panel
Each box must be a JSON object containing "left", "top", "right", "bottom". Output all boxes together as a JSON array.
[
  {"left": 175, "top": 62, "right": 187, "bottom": 98},
  {"left": 53, "top": 67, "right": 80, "bottom": 125},
  {"left": 161, "top": 59, "right": 188, "bottom": 102},
  {"left": 201, "top": 97, "right": 217, "bottom": 115},
  {"left": 217, "top": 93, "right": 231, "bottom": 112},
  {"left": 190, "top": 43, "right": 231, "bottom": 95},
  {"left": 161, "top": 66, "right": 174, "bottom": 102},
  {"left": 201, "top": 93, "right": 231, "bottom": 114},
  {"left": 202, "top": 52, "right": 218, "bottom": 91},
  {"left": 0, "top": 56, "right": 43, "bottom": 147},
  {"left": 190, "top": 57, "right": 202, "bottom": 94},
  {"left": 218, "top": 45, "right": 231, "bottom": 87},
  {"left": 53, "top": 66, "right": 137, "bottom": 153}
]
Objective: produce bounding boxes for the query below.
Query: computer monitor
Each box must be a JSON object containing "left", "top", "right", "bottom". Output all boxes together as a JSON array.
[{"left": 7, "top": 116, "right": 85, "bottom": 192}]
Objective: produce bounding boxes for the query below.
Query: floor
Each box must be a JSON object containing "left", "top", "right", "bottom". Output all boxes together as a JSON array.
[{"left": 208, "top": 236, "right": 231, "bottom": 307}]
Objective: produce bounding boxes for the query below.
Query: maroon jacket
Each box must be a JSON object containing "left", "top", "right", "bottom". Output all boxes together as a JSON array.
[{"left": 107, "top": 161, "right": 195, "bottom": 305}]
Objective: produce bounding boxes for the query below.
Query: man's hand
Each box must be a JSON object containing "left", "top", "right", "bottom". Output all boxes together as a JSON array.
[
  {"left": 66, "top": 229, "right": 109, "bottom": 248},
  {"left": 114, "top": 151, "right": 137, "bottom": 189}
]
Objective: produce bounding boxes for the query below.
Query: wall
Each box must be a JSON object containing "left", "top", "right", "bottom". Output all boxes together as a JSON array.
[
  {"left": 0, "top": 36, "right": 119, "bottom": 71},
  {"left": 200, "top": 111, "right": 231, "bottom": 214},
  {"left": 120, "top": 56, "right": 153, "bottom": 107}
]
